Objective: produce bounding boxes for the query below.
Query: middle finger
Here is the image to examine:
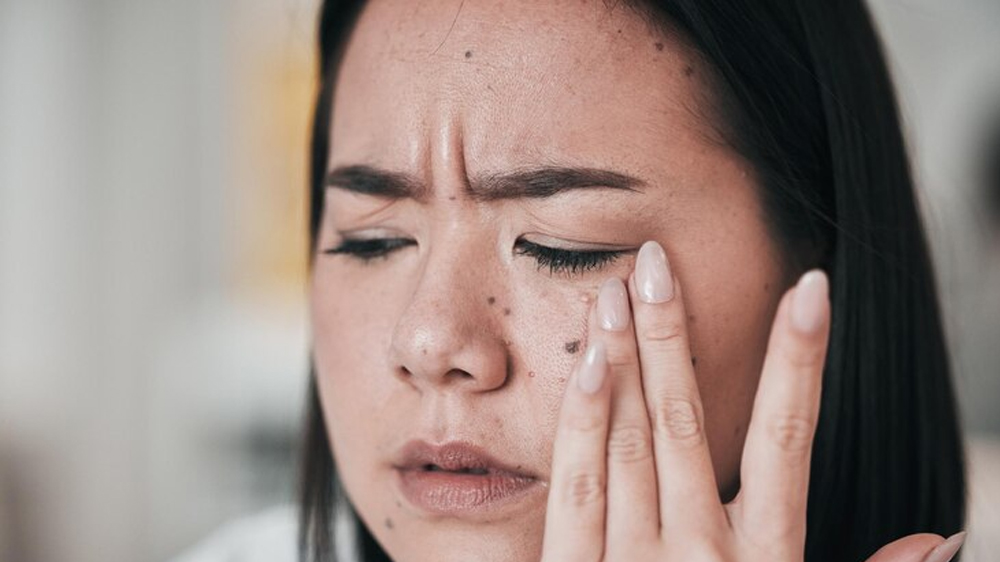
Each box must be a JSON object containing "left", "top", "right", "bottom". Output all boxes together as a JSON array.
[{"left": 594, "top": 276, "right": 660, "bottom": 545}]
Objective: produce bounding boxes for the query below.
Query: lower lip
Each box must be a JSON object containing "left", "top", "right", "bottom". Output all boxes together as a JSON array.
[{"left": 396, "top": 468, "right": 540, "bottom": 515}]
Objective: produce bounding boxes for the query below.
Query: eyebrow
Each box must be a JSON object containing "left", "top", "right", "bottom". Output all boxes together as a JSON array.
[{"left": 324, "top": 164, "right": 644, "bottom": 201}]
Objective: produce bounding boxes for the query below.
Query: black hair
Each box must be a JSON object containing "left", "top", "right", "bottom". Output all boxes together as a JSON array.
[{"left": 298, "top": 1, "right": 967, "bottom": 561}]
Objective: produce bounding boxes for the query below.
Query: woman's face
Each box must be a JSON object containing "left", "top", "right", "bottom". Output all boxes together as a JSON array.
[{"left": 310, "top": 1, "right": 787, "bottom": 560}]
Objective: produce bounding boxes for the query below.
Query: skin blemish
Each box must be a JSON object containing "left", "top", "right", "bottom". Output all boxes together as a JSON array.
[
  {"left": 654, "top": 42, "right": 664, "bottom": 51},
  {"left": 683, "top": 65, "right": 695, "bottom": 77},
  {"left": 503, "top": 339, "right": 511, "bottom": 347},
  {"left": 691, "top": 356, "right": 698, "bottom": 367},
  {"left": 385, "top": 517, "right": 394, "bottom": 530},
  {"left": 487, "top": 296, "right": 496, "bottom": 305},
  {"left": 464, "top": 50, "right": 473, "bottom": 59},
  {"left": 528, "top": 371, "right": 536, "bottom": 378},
  {"left": 688, "top": 314, "right": 696, "bottom": 324},
  {"left": 448, "top": 195, "right": 457, "bottom": 200},
  {"left": 564, "top": 340, "right": 581, "bottom": 354},
  {"left": 558, "top": 376, "right": 567, "bottom": 383},
  {"left": 421, "top": 348, "right": 428, "bottom": 356},
  {"left": 503, "top": 307, "right": 511, "bottom": 316}
]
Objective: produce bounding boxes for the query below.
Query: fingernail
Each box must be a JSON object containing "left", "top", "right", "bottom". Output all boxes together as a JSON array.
[
  {"left": 923, "top": 531, "right": 966, "bottom": 562},
  {"left": 635, "top": 241, "right": 674, "bottom": 304},
  {"left": 790, "top": 269, "right": 829, "bottom": 334},
  {"left": 598, "top": 277, "right": 629, "bottom": 331},
  {"left": 577, "top": 341, "right": 607, "bottom": 394}
]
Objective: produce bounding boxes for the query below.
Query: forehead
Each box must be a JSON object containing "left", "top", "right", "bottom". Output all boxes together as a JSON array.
[{"left": 330, "top": 0, "right": 715, "bottom": 175}]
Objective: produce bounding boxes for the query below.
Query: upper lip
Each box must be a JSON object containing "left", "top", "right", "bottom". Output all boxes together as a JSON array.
[{"left": 393, "top": 440, "right": 536, "bottom": 479}]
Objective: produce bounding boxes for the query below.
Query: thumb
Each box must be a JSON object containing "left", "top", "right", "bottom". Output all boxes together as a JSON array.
[{"left": 864, "top": 532, "right": 967, "bottom": 562}]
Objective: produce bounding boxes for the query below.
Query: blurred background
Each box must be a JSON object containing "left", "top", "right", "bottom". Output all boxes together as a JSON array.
[{"left": 0, "top": 1, "right": 997, "bottom": 561}]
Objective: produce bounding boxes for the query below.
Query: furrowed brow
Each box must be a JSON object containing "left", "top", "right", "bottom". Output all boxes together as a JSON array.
[
  {"left": 323, "top": 164, "right": 644, "bottom": 201},
  {"left": 324, "top": 165, "right": 426, "bottom": 199},
  {"left": 471, "top": 166, "right": 644, "bottom": 200}
]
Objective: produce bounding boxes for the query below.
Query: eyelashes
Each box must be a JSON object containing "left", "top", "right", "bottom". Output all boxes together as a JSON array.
[
  {"left": 513, "top": 239, "right": 624, "bottom": 275},
  {"left": 322, "top": 237, "right": 626, "bottom": 275}
]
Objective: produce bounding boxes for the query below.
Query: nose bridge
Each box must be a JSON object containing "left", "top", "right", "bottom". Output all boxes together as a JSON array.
[{"left": 389, "top": 227, "right": 508, "bottom": 391}]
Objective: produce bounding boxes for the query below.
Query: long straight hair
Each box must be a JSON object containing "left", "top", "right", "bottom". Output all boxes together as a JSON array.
[{"left": 298, "top": 2, "right": 967, "bottom": 561}]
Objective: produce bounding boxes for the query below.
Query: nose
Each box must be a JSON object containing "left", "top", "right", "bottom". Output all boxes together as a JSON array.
[{"left": 388, "top": 240, "right": 510, "bottom": 393}]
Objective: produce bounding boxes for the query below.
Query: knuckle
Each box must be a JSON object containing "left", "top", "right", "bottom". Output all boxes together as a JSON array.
[
  {"left": 652, "top": 395, "right": 704, "bottom": 444},
  {"left": 564, "top": 410, "right": 606, "bottom": 433},
  {"left": 606, "top": 425, "right": 653, "bottom": 464},
  {"left": 560, "top": 470, "right": 605, "bottom": 508},
  {"left": 767, "top": 412, "right": 816, "bottom": 454},
  {"left": 640, "top": 318, "right": 686, "bottom": 347},
  {"left": 782, "top": 341, "right": 827, "bottom": 371}
]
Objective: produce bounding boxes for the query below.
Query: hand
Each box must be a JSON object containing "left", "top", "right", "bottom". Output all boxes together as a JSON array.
[{"left": 540, "top": 241, "right": 965, "bottom": 562}]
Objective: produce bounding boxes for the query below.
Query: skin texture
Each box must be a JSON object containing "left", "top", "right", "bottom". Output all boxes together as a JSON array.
[{"left": 310, "top": 0, "right": 789, "bottom": 560}]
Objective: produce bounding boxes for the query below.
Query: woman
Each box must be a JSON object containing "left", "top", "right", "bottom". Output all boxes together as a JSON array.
[{"left": 300, "top": 1, "right": 967, "bottom": 561}]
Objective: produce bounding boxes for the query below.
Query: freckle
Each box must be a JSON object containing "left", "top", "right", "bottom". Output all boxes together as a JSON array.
[
  {"left": 464, "top": 50, "right": 473, "bottom": 59},
  {"left": 683, "top": 65, "right": 695, "bottom": 77},
  {"left": 564, "top": 340, "right": 581, "bottom": 354},
  {"left": 487, "top": 296, "right": 496, "bottom": 305},
  {"left": 448, "top": 195, "right": 456, "bottom": 200},
  {"left": 384, "top": 517, "right": 394, "bottom": 529},
  {"left": 503, "top": 307, "right": 511, "bottom": 316},
  {"left": 617, "top": 28, "right": 622, "bottom": 34},
  {"left": 421, "top": 348, "right": 427, "bottom": 356},
  {"left": 691, "top": 356, "right": 698, "bottom": 366},
  {"left": 558, "top": 376, "right": 566, "bottom": 383},
  {"left": 654, "top": 42, "right": 664, "bottom": 51},
  {"left": 528, "top": 371, "right": 536, "bottom": 378},
  {"left": 688, "top": 314, "right": 696, "bottom": 324}
]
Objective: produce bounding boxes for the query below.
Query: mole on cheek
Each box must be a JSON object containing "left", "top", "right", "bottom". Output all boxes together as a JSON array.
[
  {"left": 487, "top": 296, "right": 496, "bottom": 305},
  {"left": 503, "top": 307, "right": 511, "bottom": 316},
  {"left": 564, "top": 340, "right": 581, "bottom": 354}
]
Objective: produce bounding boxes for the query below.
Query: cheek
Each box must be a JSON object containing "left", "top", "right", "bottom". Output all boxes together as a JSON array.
[{"left": 677, "top": 250, "right": 784, "bottom": 496}]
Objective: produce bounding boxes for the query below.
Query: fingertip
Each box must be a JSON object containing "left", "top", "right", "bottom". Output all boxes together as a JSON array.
[{"left": 789, "top": 269, "right": 830, "bottom": 335}]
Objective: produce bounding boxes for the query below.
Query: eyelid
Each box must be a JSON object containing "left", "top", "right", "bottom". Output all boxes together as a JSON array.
[{"left": 518, "top": 233, "right": 636, "bottom": 252}]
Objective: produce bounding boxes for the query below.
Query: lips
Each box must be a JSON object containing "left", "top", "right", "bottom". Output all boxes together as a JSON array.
[
  {"left": 392, "top": 441, "right": 542, "bottom": 515},
  {"left": 394, "top": 441, "right": 534, "bottom": 476}
]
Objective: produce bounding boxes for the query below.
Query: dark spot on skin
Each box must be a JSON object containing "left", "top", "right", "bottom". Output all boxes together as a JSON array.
[
  {"left": 487, "top": 296, "right": 496, "bottom": 305},
  {"left": 395, "top": 500, "right": 402, "bottom": 508},
  {"left": 421, "top": 348, "right": 427, "bottom": 355},
  {"left": 503, "top": 307, "right": 511, "bottom": 316},
  {"left": 564, "top": 340, "right": 581, "bottom": 354},
  {"left": 654, "top": 42, "right": 664, "bottom": 51},
  {"left": 688, "top": 314, "right": 696, "bottom": 324},
  {"left": 448, "top": 195, "right": 456, "bottom": 200},
  {"left": 683, "top": 65, "right": 695, "bottom": 77},
  {"left": 617, "top": 28, "right": 622, "bottom": 34},
  {"left": 385, "top": 517, "right": 394, "bottom": 530},
  {"left": 464, "top": 50, "right": 473, "bottom": 59},
  {"left": 764, "top": 282, "right": 770, "bottom": 292},
  {"left": 733, "top": 424, "right": 742, "bottom": 436},
  {"left": 691, "top": 356, "right": 698, "bottom": 367}
]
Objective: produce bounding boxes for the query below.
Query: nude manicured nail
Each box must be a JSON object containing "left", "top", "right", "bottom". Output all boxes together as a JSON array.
[
  {"left": 577, "top": 341, "right": 607, "bottom": 394},
  {"left": 923, "top": 531, "right": 966, "bottom": 562},
  {"left": 598, "top": 277, "right": 629, "bottom": 331},
  {"left": 635, "top": 241, "right": 674, "bottom": 304},
  {"left": 790, "top": 270, "right": 829, "bottom": 334}
]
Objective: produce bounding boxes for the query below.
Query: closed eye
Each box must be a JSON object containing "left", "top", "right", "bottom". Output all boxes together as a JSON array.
[
  {"left": 322, "top": 237, "right": 627, "bottom": 275},
  {"left": 513, "top": 239, "right": 625, "bottom": 275}
]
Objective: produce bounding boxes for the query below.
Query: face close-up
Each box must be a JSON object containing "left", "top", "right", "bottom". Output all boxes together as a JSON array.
[{"left": 310, "top": 0, "right": 789, "bottom": 560}]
